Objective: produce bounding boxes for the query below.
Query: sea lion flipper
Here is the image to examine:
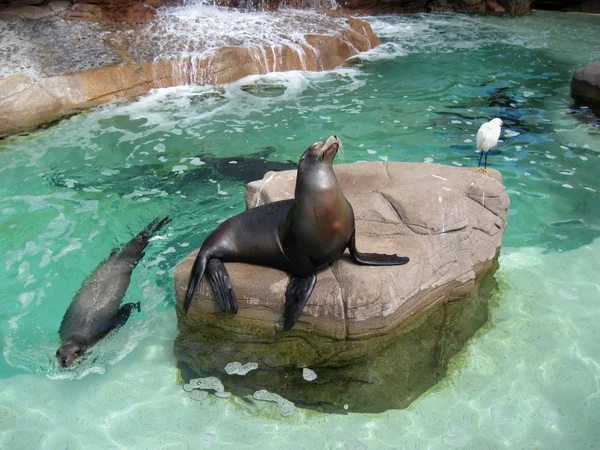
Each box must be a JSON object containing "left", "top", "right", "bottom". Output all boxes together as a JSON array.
[
  {"left": 137, "top": 216, "right": 171, "bottom": 243},
  {"left": 348, "top": 233, "right": 409, "bottom": 266},
  {"left": 283, "top": 274, "right": 317, "bottom": 331},
  {"left": 184, "top": 252, "right": 209, "bottom": 313},
  {"left": 206, "top": 258, "right": 238, "bottom": 314},
  {"left": 115, "top": 302, "right": 141, "bottom": 328}
]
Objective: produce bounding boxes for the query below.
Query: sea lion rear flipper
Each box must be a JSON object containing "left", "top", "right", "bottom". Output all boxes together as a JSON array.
[
  {"left": 184, "top": 252, "right": 209, "bottom": 313},
  {"left": 206, "top": 258, "right": 238, "bottom": 314},
  {"left": 137, "top": 216, "right": 172, "bottom": 243},
  {"left": 348, "top": 233, "right": 409, "bottom": 266},
  {"left": 115, "top": 302, "right": 141, "bottom": 328},
  {"left": 283, "top": 274, "right": 317, "bottom": 331}
]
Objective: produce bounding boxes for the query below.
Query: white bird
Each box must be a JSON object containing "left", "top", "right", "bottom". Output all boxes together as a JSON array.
[{"left": 476, "top": 118, "right": 503, "bottom": 172}]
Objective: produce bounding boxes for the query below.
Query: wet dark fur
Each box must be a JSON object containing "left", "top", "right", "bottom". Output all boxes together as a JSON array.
[
  {"left": 56, "top": 217, "right": 170, "bottom": 367},
  {"left": 183, "top": 136, "right": 409, "bottom": 330}
]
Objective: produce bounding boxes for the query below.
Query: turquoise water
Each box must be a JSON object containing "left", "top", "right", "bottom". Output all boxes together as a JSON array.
[{"left": 1, "top": 10, "right": 599, "bottom": 448}]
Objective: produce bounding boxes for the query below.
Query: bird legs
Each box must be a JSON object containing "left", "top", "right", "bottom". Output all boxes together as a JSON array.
[{"left": 474, "top": 151, "right": 492, "bottom": 174}]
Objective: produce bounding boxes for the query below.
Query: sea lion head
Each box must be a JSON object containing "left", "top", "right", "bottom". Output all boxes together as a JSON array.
[
  {"left": 56, "top": 341, "right": 85, "bottom": 367},
  {"left": 299, "top": 135, "right": 341, "bottom": 167}
]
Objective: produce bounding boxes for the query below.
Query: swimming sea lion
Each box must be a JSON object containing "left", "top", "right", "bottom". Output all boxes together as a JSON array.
[
  {"left": 183, "top": 136, "right": 409, "bottom": 330},
  {"left": 56, "top": 217, "right": 171, "bottom": 367}
]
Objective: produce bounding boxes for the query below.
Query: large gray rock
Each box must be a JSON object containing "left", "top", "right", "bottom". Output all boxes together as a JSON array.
[
  {"left": 174, "top": 161, "right": 509, "bottom": 412},
  {"left": 571, "top": 62, "right": 600, "bottom": 107},
  {"left": 176, "top": 161, "right": 509, "bottom": 338}
]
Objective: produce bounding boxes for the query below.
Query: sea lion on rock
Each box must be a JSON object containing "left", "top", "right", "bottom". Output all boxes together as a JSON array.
[
  {"left": 184, "top": 136, "right": 409, "bottom": 330},
  {"left": 56, "top": 217, "right": 171, "bottom": 367}
]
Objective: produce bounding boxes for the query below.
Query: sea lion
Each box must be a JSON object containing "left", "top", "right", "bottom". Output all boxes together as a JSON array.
[
  {"left": 56, "top": 217, "right": 171, "bottom": 367},
  {"left": 184, "top": 136, "right": 409, "bottom": 330}
]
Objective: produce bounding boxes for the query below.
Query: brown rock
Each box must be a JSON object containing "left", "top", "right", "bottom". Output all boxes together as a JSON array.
[
  {"left": 174, "top": 161, "right": 509, "bottom": 412},
  {"left": 0, "top": 4, "right": 56, "bottom": 20},
  {"left": 48, "top": 1, "right": 71, "bottom": 13},
  {"left": 0, "top": 75, "right": 64, "bottom": 133},
  {"left": 0, "top": 17, "right": 378, "bottom": 137},
  {"left": 176, "top": 161, "right": 509, "bottom": 338},
  {"left": 571, "top": 62, "right": 600, "bottom": 108},
  {"left": 66, "top": 0, "right": 156, "bottom": 22}
]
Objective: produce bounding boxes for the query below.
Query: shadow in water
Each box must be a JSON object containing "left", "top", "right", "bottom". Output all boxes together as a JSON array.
[
  {"left": 42, "top": 146, "right": 297, "bottom": 195},
  {"left": 568, "top": 102, "right": 600, "bottom": 127},
  {"left": 175, "top": 264, "right": 498, "bottom": 414}
]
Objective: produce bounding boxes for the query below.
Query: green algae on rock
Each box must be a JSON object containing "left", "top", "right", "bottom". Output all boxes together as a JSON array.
[{"left": 174, "top": 161, "right": 509, "bottom": 412}]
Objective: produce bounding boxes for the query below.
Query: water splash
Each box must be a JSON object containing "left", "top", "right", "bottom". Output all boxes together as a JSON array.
[{"left": 0, "top": 4, "right": 348, "bottom": 79}]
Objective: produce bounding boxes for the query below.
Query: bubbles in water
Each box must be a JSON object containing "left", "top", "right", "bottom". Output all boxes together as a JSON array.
[
  {"left": 172, "top": 165, "right": 188, "bottom": 174},
  {"left": 441, "top": 424, "right": 470, "bottom": 448},
  {"left": 184, "top": 376, "right": 231, "bottom": 399},
  {"left": 538, "top": 406, "right": 560, "bottom": 428},
  {"left": 344, "top": 437, "right": 367, "bottom": 450},
  {"left": 302, "top": 368, "right": 317, "bottom": 381},
  {"left": 224, "top": 361, "right": 258, "bottom": 375},
  {"left": 490, "top": 407, "right": 509, "bottom": 425},
  {"left": 252, "top": 389, "right": 296, "bottom": 417},
  {"left": 189, "top": 390, "right": 209, "bottom": 401}
]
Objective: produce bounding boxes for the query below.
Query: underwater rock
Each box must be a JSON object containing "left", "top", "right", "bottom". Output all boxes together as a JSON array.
[
  {"left": 177, "top": 162, "right": 509, "bottom": 337},
  {"left": 174, "top": 161, "right": 509, "bottom": 412},
  {"left": 571, "top": 62, "right": 600, "bottom": 110}
]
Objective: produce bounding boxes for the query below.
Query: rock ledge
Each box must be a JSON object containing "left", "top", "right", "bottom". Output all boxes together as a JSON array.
[{"left": 175, "top": 161, "right": 509, "bottom": 340}]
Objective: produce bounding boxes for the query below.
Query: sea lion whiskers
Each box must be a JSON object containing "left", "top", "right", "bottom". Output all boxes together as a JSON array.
[
  {"left": 316, "top": 135, "right": 340, "bottom": 163},
  {"left": 337, "top": 140, "right": 344, "bottom": 164}
]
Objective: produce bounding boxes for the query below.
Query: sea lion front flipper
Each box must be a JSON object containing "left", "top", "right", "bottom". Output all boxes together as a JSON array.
[
  {"left": 283, "top": 274, "right": 317, "bottom": 331},
  {"left": 206, "top": 258, "right": 238, "bottom": 314},
  {"left": 348, "top": 233, "right": 409, "bottom": 266},
  {"left": 115, "top": 302, "right": 141, "bottom": 328},
  {"left": 184, "top": 252, "right": 209, "bottom": 313}
]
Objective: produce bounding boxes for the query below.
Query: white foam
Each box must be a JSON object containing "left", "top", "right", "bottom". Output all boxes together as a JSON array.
[{"left": 303, "top": 368, "right": 317, "bottom": 381}]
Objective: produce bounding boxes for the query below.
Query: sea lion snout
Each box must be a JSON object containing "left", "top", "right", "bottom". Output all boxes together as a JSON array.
[
  {"left": 301, "top": 135, "right": 341, "bottom": 165},
  {"left": 56, "top": 342, "right": 83, "bottom": 367}
]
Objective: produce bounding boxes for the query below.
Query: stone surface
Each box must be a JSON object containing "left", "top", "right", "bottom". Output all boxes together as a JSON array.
[
  {"left": 0, "top": 4, "right": 58, "bottom": 19},
  {"left": 174, "top": 161, "right": 508, "bottom": 412},
  {"left": 0, "top": 17, "right": 378, "bottom": 137},
  {"left": 571, "top": 62, "right": 600, "bottom": 108},
  {"left": 336, "top": 0, "right": 532, "bottom": 14},
  {"left": 176, "top": 162, "right": 509, "bottom": 339},
  {"left": 66, "top": 0, "right": 157, "bottom": 22}
]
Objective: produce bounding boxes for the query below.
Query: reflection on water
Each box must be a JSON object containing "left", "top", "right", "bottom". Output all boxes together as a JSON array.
[
  {"left": 0, "top": 10, "right": 599, "bottom": 449},
  {"left": 176, "top": 265, "right": 497, "bottom": 414}
]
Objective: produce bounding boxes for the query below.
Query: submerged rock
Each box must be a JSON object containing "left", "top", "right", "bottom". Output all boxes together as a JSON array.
[
  {"left": 174, "top": 161, "right": 509, "bottom": 412},
  {"left": 571, "top": 62, "right": 600, "bottom": 110}
]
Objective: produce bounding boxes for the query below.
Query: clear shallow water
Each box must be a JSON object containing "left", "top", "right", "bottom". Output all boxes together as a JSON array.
[{"left": 1, "top": 10, "right": 599, "bottom": 448}]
